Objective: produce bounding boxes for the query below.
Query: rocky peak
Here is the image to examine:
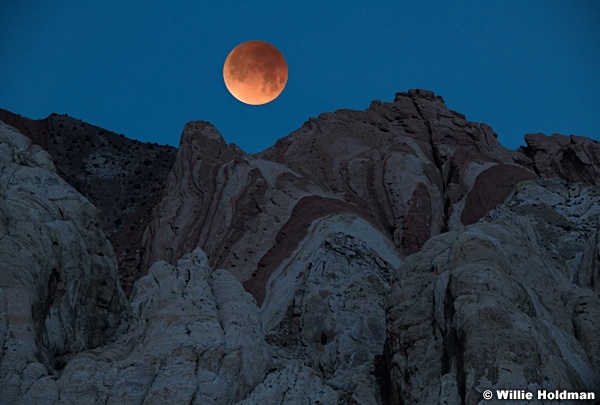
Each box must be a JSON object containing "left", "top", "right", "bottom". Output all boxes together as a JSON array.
[
  {"left": 514, "top": 132, "right": 600, "bottom": 185},
  {"left": 256, "top": 89, "right": 532, "bottom": 254},
  {"left": 2, "top": 89, "right": 600, "bottom": 403},
  {"left": 183, "top": 120, "right": 227, "bottom": 143},
  {"left": 0, "top": 108, "right": 51, "bottom": 149},
  {"left": 177, "top": 120, "right": 239, "bottom": 173}
]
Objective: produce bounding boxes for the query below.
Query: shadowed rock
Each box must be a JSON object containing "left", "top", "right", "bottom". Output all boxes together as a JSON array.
[
  {"left": 0, "top": 108, "right": 177, "bottom": 296},
  {"left": 386, "top": 179, "right": 600, "bottom": 403},
  {"left": 0, "top": 122, "right": 127, "bottom": 401},
  {"left": 2, "top": 89, "right": 599, "bottom": 403},
  {"left": 514, "top": 132, "right": 600, "bottom": 185}
]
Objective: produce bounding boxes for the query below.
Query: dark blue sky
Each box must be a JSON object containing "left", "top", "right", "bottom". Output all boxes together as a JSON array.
[{"left": 1, "top": 1, "right": 599, "bottom": 153}]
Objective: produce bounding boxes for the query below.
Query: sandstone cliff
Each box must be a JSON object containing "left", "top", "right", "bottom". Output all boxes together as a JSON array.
[{"left": 1, "top": 89, "right": 598, "bottom": 404}]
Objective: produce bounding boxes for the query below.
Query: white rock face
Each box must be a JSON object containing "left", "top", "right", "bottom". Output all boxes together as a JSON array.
[
  {"left": 2, "top": 237, "right": 269, "bottom": 403},
  {"left": 258, "top": 213, "right": 401, "bottom": 404},
  {"left": 238, "top": 362, "right": 340, "bottom": 405},
  {"left": 386, "top": 179, "right": 600, "bottom": 403},
  {"left": 0, "top": 122, "right": 126, "bottom": 402},
  {"left": 54, "top": 248, "right": 269, "bottom": 405}
]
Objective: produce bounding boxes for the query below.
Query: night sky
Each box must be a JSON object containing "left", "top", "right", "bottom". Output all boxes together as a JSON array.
[{"left": 1, "top": 1, "right": 599, "bottom": 153}]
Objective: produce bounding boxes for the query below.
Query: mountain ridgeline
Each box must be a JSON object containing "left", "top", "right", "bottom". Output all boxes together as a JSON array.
[{"left": 0, "top": 89, "right": 598, "bottom": 404}]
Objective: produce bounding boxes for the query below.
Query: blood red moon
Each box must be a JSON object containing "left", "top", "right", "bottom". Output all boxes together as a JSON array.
[{"left": 223, "top": 40, "right": 288, "bottom": 105}]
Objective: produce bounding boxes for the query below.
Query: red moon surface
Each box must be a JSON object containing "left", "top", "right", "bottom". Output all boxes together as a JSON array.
[{"left": 223, "top": 40, "right": 288, "bottom": 105}]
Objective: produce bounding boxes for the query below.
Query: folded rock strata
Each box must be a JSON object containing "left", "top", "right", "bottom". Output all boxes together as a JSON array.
[
  {"left": 141, "top": 90, "right": 537, "bottom": 308},
  {"left": 1, "top": 89, "right": 599, "bottom": 404}
]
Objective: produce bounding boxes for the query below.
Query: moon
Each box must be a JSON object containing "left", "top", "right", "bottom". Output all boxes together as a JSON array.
[{"left": 223, "top": 40, "right": 288, "bottom": 105}]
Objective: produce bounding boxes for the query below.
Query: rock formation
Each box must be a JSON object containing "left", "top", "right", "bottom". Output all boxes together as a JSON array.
[
  {"left": 513, "top": 132, "right": 600, "bottom": 185},
  {"left": 386, "top": 179, "right": 600, "bottom": 403},
  {"left": 0, "top": 108, "right": 178, "bottom": 294},
  {"left": 1, "top": 89, "right": 598, "bottom": 404},
  {"left": 0, "top": 122, "right": 126, "bottom": 401},
  {"left": 142, "top": 90, "right": 536, "bottom": 276}
]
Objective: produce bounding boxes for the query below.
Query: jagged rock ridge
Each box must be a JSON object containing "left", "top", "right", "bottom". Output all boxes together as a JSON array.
[
  {"left": 1, "top": 89, "right": 599, "bottom": 403},
  {"left": 142, "top": 90, "right": 537, "bottom": 290}
]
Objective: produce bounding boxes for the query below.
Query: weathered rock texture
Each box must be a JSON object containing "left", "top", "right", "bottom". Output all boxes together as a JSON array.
[
  {"left": 513, "top": 133, "right": 600, "bottom": 185},
  {"left": 1, "top": 89, "right": 599, "bottom": 404},
  {"left": 141, "top": 90, "right": 537, "bottom": 301},
  {"left": 0, "top": 108, "right": 178, "bottom": 295},
  {"left": 0, "top": 122, "right": 126, "bottom": 401},
  {"left": 386, "top": 179, "right": 600, "bottom": 403},
  {"left": 54, "top": 249, "right": 269, "bottom": 405}
]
